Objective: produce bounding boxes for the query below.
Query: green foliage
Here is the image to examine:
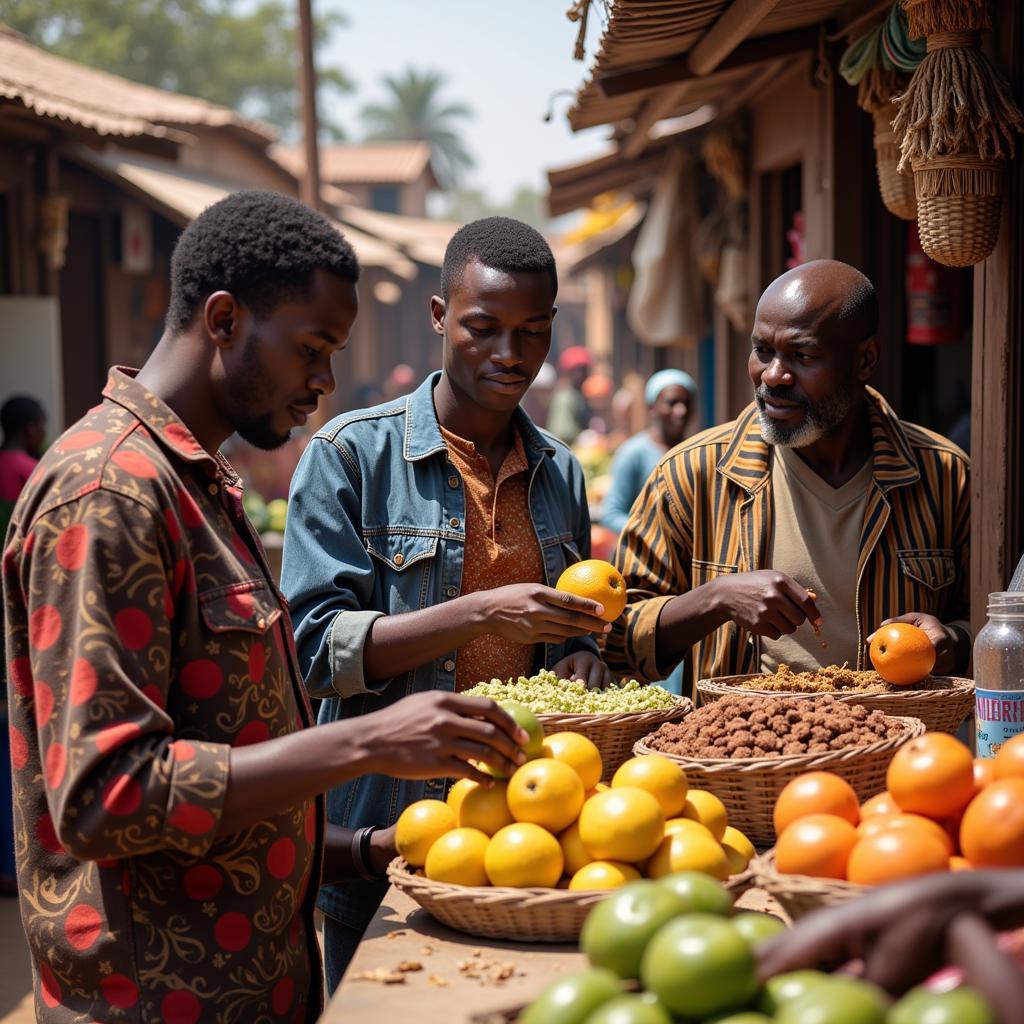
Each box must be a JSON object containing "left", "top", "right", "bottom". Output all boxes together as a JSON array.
[
  {"left": 440, "top": 184, "right": 547, "bottom": 229},
  {"left": 0, "top": 0, "right": 352, "bottom": 138},
  {"left": 360, "top": 67, "right": 474, "bottom": 187}
]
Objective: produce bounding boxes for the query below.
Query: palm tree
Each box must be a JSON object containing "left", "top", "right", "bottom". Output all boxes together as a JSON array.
[{"left": 361, "top": 68, "right": 474, "bottom": 187}]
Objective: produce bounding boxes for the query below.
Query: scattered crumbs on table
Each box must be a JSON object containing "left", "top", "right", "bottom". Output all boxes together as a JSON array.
[
  {"left": 386, "top": 930, "right": 407, "bottom": 940},
  {"left": 427, "top": 975, "right": 450, "bottom": 988},
  {"left": 397, "top": 961, "right": 423, "bottom": 973},
  {"left": 420, "top": 945, "right": 436, "bottom": 956},
  {"left": 351, "top": 968, "right": 407, "bottom": 985}
]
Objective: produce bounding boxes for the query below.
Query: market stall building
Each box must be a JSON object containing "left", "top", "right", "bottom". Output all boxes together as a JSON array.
[{"left": 547, "top": 0, "right": 1023, "bottom": 636}]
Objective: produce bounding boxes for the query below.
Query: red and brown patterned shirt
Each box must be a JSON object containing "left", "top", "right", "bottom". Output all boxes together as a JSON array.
[{"left": 2, "top": 368, "right": 323, "bottom": 1022}]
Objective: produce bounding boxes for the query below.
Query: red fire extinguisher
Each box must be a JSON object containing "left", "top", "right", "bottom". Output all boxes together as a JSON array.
[{"left": 906, "top": 222, "right": 964, "bottom": 345}]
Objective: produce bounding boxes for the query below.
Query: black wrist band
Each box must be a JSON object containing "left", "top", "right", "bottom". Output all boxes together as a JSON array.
[{"left": 353, "top": 825, "right": 386, "bottom": 881}]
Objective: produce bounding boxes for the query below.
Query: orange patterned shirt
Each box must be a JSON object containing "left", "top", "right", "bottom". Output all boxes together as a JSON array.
[
  {"left": 2, "top": 369, "right": 322, "bottom": 1022},
  {"left": 440, "top": 426, "right": 545, "bottom": 691}
]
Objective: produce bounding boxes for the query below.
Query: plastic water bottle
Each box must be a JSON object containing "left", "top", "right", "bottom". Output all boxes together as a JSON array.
[{"left": 974, "top": 592, "right": 1024, "bottom": 757}]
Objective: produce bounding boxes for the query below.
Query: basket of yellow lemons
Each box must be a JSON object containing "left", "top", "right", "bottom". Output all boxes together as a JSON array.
[{"left": 387, "top": 714, "right": 756, "bottom": 942}]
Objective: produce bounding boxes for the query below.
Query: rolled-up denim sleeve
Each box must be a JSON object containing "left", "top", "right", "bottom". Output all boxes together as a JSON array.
[{"left": 282, "top": 436, "right": 386, "bottom": 699}]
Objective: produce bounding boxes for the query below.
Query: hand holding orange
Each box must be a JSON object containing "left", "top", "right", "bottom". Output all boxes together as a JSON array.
[
  {"left": 557, "top": 559, "right": 628, "bottom": 623},
  {"left": 868, "top": 621, "right": 936, "bottom": 685}
]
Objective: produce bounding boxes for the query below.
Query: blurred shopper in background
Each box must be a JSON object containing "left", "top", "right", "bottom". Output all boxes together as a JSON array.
[
  {"left": 547, "top": 344, "right": 592, "bottom": 444},
  {"left": 521, "top": 360, "right": 556, "bottom": 429},
  {"left": 602, "top": 369, "right": 696, "bottom": 535}
]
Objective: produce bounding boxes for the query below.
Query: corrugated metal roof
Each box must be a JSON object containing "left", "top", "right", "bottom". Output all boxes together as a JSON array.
[
  {"left": 271, "top": 141, "right": 437, "bottom": 186},
  {"left": 568, "top": 0, "right": 846, "bottom": 132},
  {"left": 0, "top": 24, "right": 274, "bottom": 145}
]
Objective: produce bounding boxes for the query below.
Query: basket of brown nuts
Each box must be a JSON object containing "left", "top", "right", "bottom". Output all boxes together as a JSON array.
[
  {"left": 634, "top": 694, "right": 926, "bottom": 845},
  {"left": 697, "top": 668, "right": 975, "bottom": 735}
]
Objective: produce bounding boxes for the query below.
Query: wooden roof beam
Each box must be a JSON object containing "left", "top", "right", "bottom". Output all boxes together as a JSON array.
[
  {"left": 689, "top": 0, "right": 784, "bottom": 75},
  {"left": 598, "top": 27, "right": 819, "bottom": 98},
  {"left": 619, "top": 82, "right": 695, "bottom": 160}
]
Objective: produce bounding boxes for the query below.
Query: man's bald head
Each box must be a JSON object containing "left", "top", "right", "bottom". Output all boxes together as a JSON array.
[
  {"left": 749, "top": 261, "right": 881, "bottom": 449},
  {"left": 757, "top": 260, "right": 879, "bottom": 351}
]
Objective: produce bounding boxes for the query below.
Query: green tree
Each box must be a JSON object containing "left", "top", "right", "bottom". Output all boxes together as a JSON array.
[
  {"left": 1, "top": 0, "right": 352, "bottom": 139},
  {"left": 361, "top": 68, "right": 474, "bottom": 187},
  {"left": 439, "top": 185, "right": 548, "bottom": 230}
]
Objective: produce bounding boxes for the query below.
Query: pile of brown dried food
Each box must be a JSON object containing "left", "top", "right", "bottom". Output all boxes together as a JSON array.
[
  {"left": 730, "top": 664, "right": 940, "bottom": 695},
  {"left": 645, "top": 694, "right": 904, "bottom": 759}
]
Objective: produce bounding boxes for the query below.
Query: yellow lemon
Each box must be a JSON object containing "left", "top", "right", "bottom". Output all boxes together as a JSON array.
[
  {"left": 446, "top": 778, "right": 476, "bottom": 817},
  {"left": 568, "top": 860, "right": 641, "bottom": 891},
  {"left": 721, "top": 825, "right": 756, "bottom": 875},
  {"left": 665, "top": 817, "right": 716, "bottom": 839},
  {"left": 682, "top": 790, "right": 729, "bottom": 841},
  {"left": 395, "top": 800, "right": 456, "bottom": 867},
  {"left": 484, "top": 823, "right": 564, "bottom": 888},
  {"left": 578, "top": 787, "right": 665, "bottom": 863},
  {"left": 543, "top": 732, "right": 603, "bottom": 791},
  {"left": 424, "top": 827, "right": 490, "bottom": 886},
  {"left": 507, "top": 758, "right": 584, "bottom": 833},
  {"left": 612, "top": 755, "right": 688, "bottom": 818},
  {"left": 558, "top": 819, "right": 594, "bottom": 876},
  {"left": 458, "top": 781, "right": 515, "bottom": 836},
  {"left": 647, "top": 830, "right": 730, "bottom": 881}
]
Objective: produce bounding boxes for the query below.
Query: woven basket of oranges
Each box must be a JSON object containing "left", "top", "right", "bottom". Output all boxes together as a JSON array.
[{"left": 387, "top": 743, "right": 756, "bottom": 942}]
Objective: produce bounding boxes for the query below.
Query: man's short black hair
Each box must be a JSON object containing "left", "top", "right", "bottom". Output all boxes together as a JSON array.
[
  {"left": 1, "top": 396, "right": 45, "bottom": 439},
  {"left": 440, "top": 216, "right": 557, "bottom": 302},
  {"left": 166, "top": 190, "right": 360, "bottom": 333}
]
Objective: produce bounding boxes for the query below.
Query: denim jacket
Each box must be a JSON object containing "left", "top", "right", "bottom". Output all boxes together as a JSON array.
[{"left": 281, "top": 371, "right": 596, "bottom": 928}]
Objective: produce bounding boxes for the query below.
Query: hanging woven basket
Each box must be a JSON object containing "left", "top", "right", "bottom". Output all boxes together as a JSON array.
[
  {"left": 912, "top": 154, "right": 1004, "bottom": 266},
  {"left": 872, "top": 107, "right": 918, "bottom": 220}
]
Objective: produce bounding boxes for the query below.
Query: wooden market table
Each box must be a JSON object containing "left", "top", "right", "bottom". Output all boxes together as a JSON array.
[
  {"left": 321, "top": 887, "right": 585, "bottom": 1023},
  {"left": 321, "top": 885, "right": 784, "bottom": 1023}
]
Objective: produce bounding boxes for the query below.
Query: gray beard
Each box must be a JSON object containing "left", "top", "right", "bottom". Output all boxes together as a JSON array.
[{"left": 756, "top": 383, "right": 856, "bottom": 448}]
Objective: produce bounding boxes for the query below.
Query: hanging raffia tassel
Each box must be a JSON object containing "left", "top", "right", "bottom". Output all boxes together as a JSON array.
[
  {"left": 893, "top": 22, "right": 1024, "bottom": 265},
  {"left": 857, "top": 68, "right": 905, "bottom": 115},
  {"left": 902, "top": 0, "right": 989, "bottom": 39}
]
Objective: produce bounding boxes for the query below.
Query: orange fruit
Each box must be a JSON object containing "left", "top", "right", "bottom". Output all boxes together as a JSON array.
[
  {"left": 458, "top": 781, "right": 515, "bottom": 836},
  {"left": 855, "top": 813, "right": 954, "bottom": 855},
  {"left": 578, "top": 787, "right": 665, "bottom": 863},
  {"left": 886, "top": 733, "right": 975, "bottom": 819},
  {"left": 974, "top": 758, "right": 997, "bottom": 790},
  {"left": 860, "top": 791, "right": 900, "bottom": 819},
  {"left": 558, "top": 820, "right": 593, "bottom": 876},
  {"left": 395, "top": 800, "right": 456, "bottom": 867},
  {"left": 484, "top": 823, "right": 564, "bottom": 887},
  {"left": 949, "top": 855, "right": 973, "bottom": 871},
  {"left": 868, "top": 622, "right": 936, "bottom": 686},
  {"left": 959, "top": 777, "right": 1024, "bottom": 867},
  {"left": 774, "top": 772, "right": 860, "bottom": 836},
  {"left": 681, "top": 790, "right": 728, "bottom": 841},
  {"left": 507, "top": 758, "right": 584, "bottom": 833},
  {"left": 775, "top": 814, "right": 859, "bottom": 880},
  {"left": 846, "top": 827, "right": 949, "bottom": 885},
  {"left": 556, "top": 559, "right": 627, "bottom": 622},
  {"left": 647, "top": 829, "right": 730, "bottom": 881},
  {"left": 424, "top": 828, "right": 490, "bottom": 886},
  {"left": 994, "top": 733, "right": 1024, "bottom": 780},
  {"left": 543, "top": 732, "right": 603, "bottom": 791},
  {"left": 446, "top": 778, "right": 476, "bottom": 817},
  {"left": 612, "top": 755, "right": 688, "bottom": 818},
  {"left": 721, "top": 826, "right": 756, "bottom": 875},
  {"left": 568, "top": 860, "right": 642, "bottom": 891}
]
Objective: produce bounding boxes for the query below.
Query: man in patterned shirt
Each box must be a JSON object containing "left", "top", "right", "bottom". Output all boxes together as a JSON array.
[
  {"left": 1, "top": 191, "right": 528, "bottom": 1022},
  {"left": 606, "top": 260, "right": 970, "bottom": 694},
  {"left": 283, "top": 217, "right": 615, "bottom": 987}
]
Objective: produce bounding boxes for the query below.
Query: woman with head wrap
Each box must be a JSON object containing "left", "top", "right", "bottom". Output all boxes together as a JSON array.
[{"left": 602, "top": 369, "right": 696, "bottom": 535}]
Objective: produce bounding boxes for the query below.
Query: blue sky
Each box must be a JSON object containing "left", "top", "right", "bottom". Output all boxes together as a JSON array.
[{"left": 322, "top": 0, "right": 612, "bottom": 202}]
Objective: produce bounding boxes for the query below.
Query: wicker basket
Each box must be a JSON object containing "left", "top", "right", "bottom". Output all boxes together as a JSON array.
[
  {"left": 633, "top": 715, "right": 926, "bottom": 846},
  {"left": 538, "top": 696, "right": 693, "bottom": 781},
  {"left": 754, "top": 849, "right": 867, "bottom": 920},
  {"left": 913, "top": 155, "right": 1004, "bottom": 267},
  {"left": 696, "top": 675, "right": 974, "bottom": 734},
  {"left": 873, "top": 110, "right": 917, "bottom": 220},
  {"left": 388, "top": 856, "right": 753, "bottom": 943}
]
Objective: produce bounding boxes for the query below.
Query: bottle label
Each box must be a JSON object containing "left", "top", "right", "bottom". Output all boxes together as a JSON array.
[{"left": 975, "top": 687, "right": 1024, "bottom": 757}]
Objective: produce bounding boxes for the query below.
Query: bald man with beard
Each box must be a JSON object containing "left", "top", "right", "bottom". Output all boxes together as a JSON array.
[{"left": 605, "top": 260, "right": 971, "bottom": 697}]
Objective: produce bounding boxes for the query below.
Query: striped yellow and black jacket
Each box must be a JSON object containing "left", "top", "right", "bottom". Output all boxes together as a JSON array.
[{"left": 605, "top": 388, "right": 970, "bottom": 692}]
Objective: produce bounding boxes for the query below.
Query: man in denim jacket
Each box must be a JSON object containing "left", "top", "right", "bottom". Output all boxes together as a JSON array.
[{"left": 282, "top": 218, "right": 613, "bottom": 987}]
